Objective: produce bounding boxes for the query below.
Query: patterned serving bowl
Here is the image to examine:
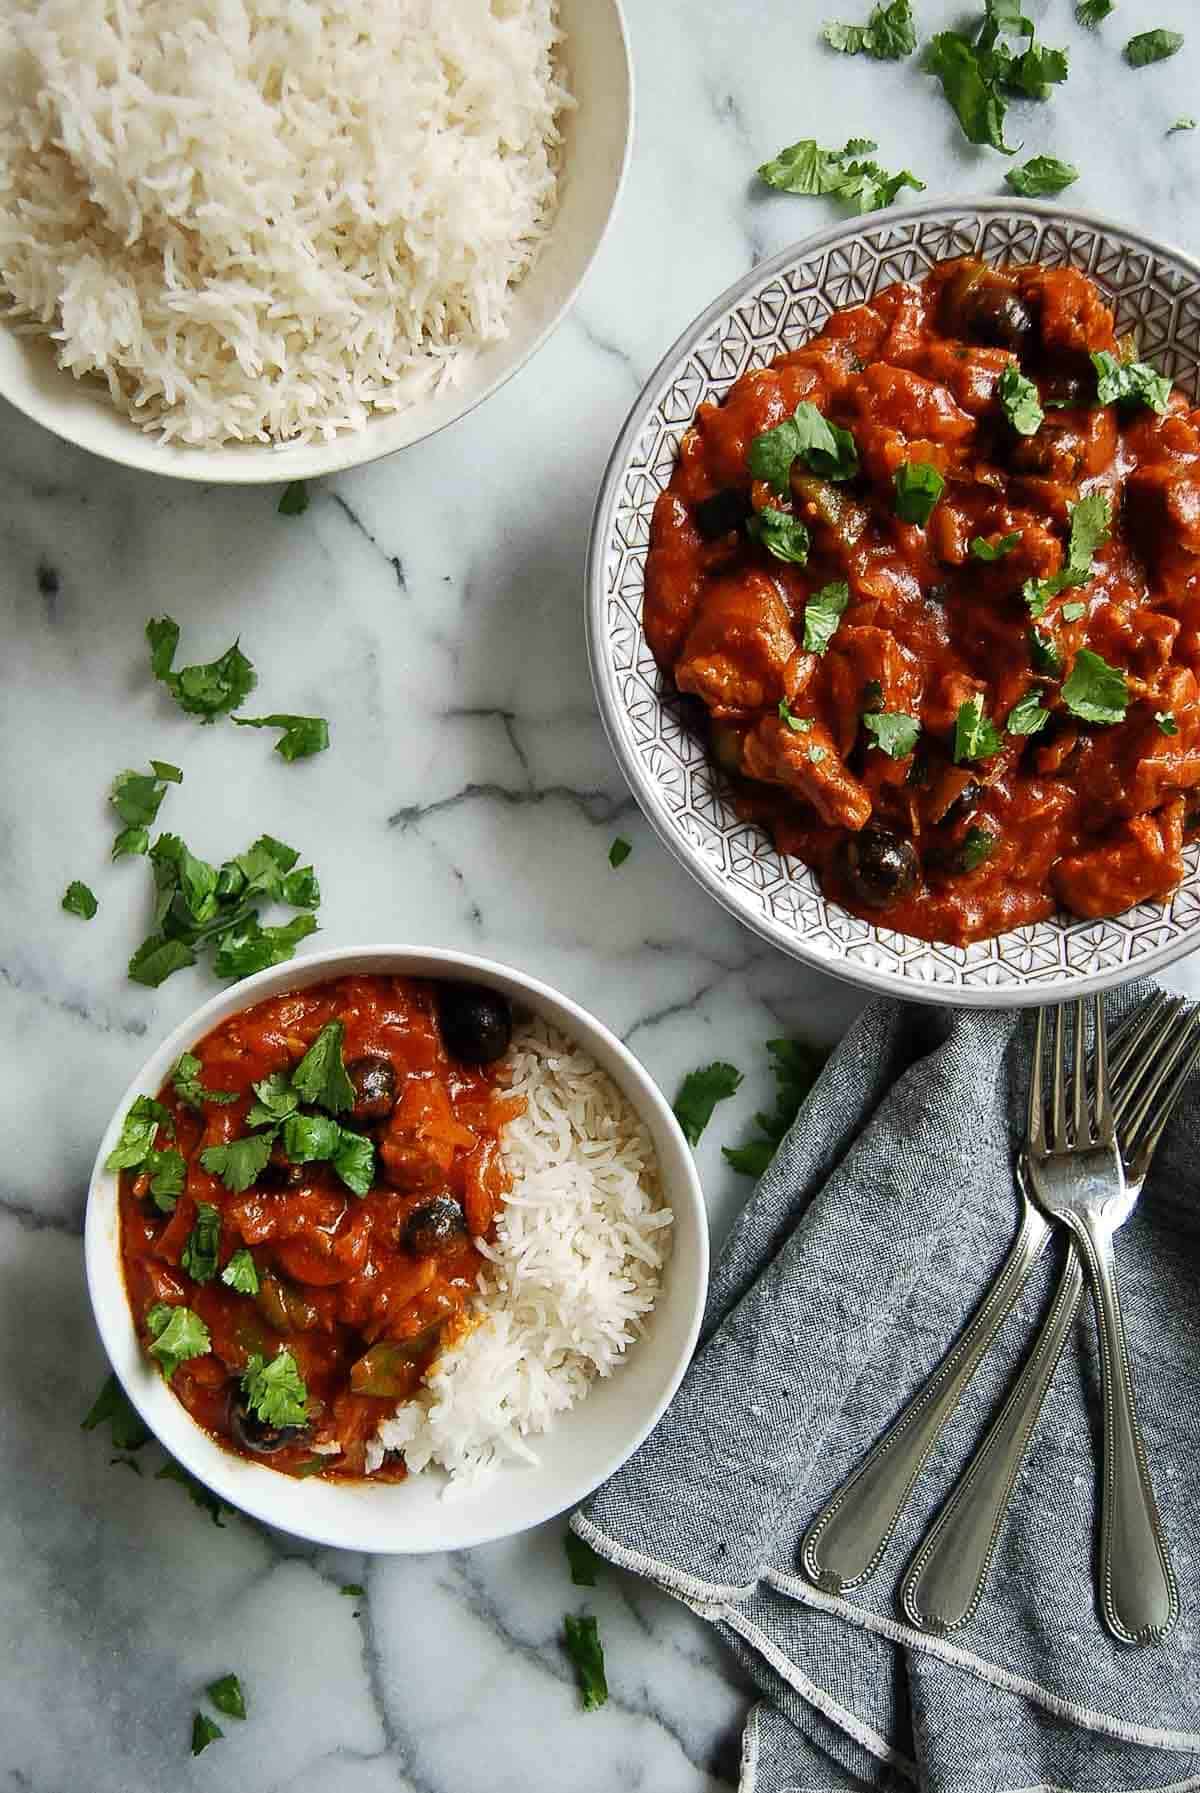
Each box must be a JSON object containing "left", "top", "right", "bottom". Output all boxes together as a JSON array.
[{"left": 586, "top": 199, "right": 1200, "bottom": 1006}]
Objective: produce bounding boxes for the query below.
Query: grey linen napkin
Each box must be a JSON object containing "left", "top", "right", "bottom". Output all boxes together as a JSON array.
[{"left": 575, "top": 981, "right": 1200, "bottom": 1793}]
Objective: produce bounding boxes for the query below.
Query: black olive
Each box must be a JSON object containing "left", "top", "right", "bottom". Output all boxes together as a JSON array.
[
  {"left": 960, "top": 284, "right": 1035, "bottom": 355},
  {"left": 838, "top": 826, "right": 920, "bottom": 907},
  {"left": 435, "top": 981, "right": 513, "bottom": 1065},
  {"left": 941, "top": 780, "right": 982, "bottom": 827},
  {"left": 346, "top": 1053, "right": 398, "bottom": 1123},
  {"left": 402, "top": 1193, "right": 468, "bottom": 1256},
  {"left": 693, "top": 488, "right": 752, "bottom": 541},
  {"left": 230, "top": 1398, "right": 309, "bottom": 1455}
]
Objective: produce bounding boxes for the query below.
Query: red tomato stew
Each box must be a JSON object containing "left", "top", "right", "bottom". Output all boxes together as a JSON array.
[
  {"left": 644, "top": 257, "right": 1200, "bottom": 945},
  {"left": 115, "top": 975, "right": 524, "bottom": 1480}
]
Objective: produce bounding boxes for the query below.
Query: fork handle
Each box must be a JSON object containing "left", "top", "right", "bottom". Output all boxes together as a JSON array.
[
  {"left": 901, "top": 1245, "right": 1085, "bottom": 1633},
  {"left": 800, "top": 1203, "right": 1052, "bottom": 1593},
  {"left": 1068, "top": 1216, "right": 1180, "bottom": 1645}
]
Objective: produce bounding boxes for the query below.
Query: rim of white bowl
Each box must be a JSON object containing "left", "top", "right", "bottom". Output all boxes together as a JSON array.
[
  {"left": 586, "top": 196, "right": 1200, "bottom": 1008},
  {"left": 0, "top": 0, "right": 634, "bottom": 485},
  {"left": 84, "top": 943, "right": 708, "bottom": 1553}
]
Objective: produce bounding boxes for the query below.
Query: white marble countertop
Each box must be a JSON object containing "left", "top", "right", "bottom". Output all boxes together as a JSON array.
[{"left": 4, "top": 1, "right": 1200, "bottom": 1787}]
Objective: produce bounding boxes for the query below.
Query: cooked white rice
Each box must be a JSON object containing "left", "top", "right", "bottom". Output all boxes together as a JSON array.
[
  {"left": 372, "top": 1015, "right": 673, "bottom": 1488},
  {"left": 0, "top": 0, "right": 569, "bottom": 445}
]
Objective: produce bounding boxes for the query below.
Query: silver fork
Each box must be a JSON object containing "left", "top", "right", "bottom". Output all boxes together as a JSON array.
[
  {"left": 799, "top": 1001, "right": 1145, "bottom": 1596},
  {"left": 901, "top": 993, "right": 1199, "bottom": 1639},
  {"left": 1025, "top": 996, "right": 1180, "bottom": 1644}
]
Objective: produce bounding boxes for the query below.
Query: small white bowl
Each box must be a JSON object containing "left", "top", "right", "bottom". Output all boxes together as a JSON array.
[
  {"left": 84, "top": 945, "right": 707, "bottom": 1553},
  {"left": 0, "top": 0, "right": 632, "bottom": 484}
]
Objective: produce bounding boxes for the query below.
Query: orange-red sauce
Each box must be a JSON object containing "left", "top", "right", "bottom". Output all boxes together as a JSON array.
[
  {"left": 645, "top": 257, "right": 1200, "bottom": 944},
  {"left": 119, "top": 975, "right": 523, "bottom": 1479}
]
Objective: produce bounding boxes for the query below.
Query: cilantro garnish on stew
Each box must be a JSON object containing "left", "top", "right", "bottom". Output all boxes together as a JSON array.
[
  {"left": 1091, "top": 350, "right": 1171, "bottom": 414},
  {"left": 757, "top": 138, "right": 924, "bottom": 214},
  {"left": 172, "top": 1052, "right": 237, "bottom": 1109},
  {"left": 960, "top": 827, "right": 997, "bottom": 871},
  {"left": 1062, "top": 648, "right": 1128, "bottom": 724},
  {"left": 181, "top": 1203, "right": 222, "bottom": 1284},
  {"left": 723, "top": 1038, "right": 829, "bottom": 1178},
  {"left": 62, "top": 880, "right": 98, "bottom": 919},
  {"left": 864, "top": 711, "right": 921, "bottom": 758},
  {"left": 1157, "top": 710, "right": 1179, "bottom": 736},
  {"left": 221, "top": 1248, "right": 260, "bottom": 1295},
  {"left": 971, "top": 531, "right": 1021, "bottom": 561},
  {"left": 564, "top": 1613, "right": 608, "bottom": 1712},
  {"left": 998, "top": 364, "right": 1044, "bottom": 436},
  {"left": 1029, "top": 627, "right": 1064, "bottom": 676},
  {"left": 893, "top": 461, "right": 944, "bottom": 525},
  {"left": 1006, "top": 689, "right": 1050, "bottom": 736},
  {"left": 242, "top": 1349, "right": 310, "bottom": 1429},
  {"left": 1024, "top": 492, "right": 1112, "bottom": 616},
  {"left": 232, "top": 713, "right": 330, "bottom": 761},
  {"left": 803, "top": 581, "right": 851, "bottom": 654},
  {"left": 954, "top": 695, "right": 1005, "bottom": 763},
  {"left": 147, "top": 615, "right": 257, "bottom": 723},
  {"left": 199, "top": 1131, "right": 276, "bottom": 1194},
  {"left": 146, "top": 1303, "right": 211, "bottom": 1380},
  {"left": 1005, "top": 157, "right": 1079, "bottom": 198},
  {"left": 673, "top": 1061, "right": 742, "bottom": 1146},
  {"left": 747, "top": 508, "right": 811, "bottom": 564},
  {"left": 778, "top": 700, "right": 813, "bottom": 732},
  {"left": 292, "top": 1020, "right": 356, "bottom": 1111},
  {"left": 749, "top": 402, "right": 859, "bottom": 494},
  {"left": 1124, "top": 29, "right": 1183, "bottom": 68},
  {"left": 823, "top": 0, "right": 917, "bottom": 59}
]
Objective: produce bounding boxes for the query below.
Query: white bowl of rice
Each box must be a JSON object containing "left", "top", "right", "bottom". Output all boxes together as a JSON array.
[
  {"left": 0, "top": 0, "right": 631, "bottom": 480},
  {"left": 84, "top": 944, "right": 708, "bottom": 1553}
]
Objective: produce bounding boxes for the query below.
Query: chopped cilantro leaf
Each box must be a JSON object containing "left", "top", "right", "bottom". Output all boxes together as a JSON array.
[
  {"left": 924, "top": 32, "right": 1014, "bottom": 153},
  {"left": 1168, "top": 117, "right": 1197, "bottom": 135},
  {"left": 128, "top": 935, "right": 198, "bottom": 988},
  {"left": 757, "top": 138, "right": 924, "bottom": 214},
  {"left": 110, "top": 1455, "right": 142, "bottom": 1474},
  {"left": 1091, "top": 350, "right": 1171, "bottom": 414},
  {"left": 232, "top": 713, "right": 330, "bottom": 761},
  {"left": 292, "top": 1021, "right": 356, "bottom": 1113},
  {"left": 925, "top": 2, "right": 1068, "bottom": 151},
  {"left": 181, "top": 1202, "right": 222, "bottom": 1284},
  {"left": 1061, "top": 601, "right": 1087, "bottom": 623},
  {"left": 723, "top": 1038, "right": 829, "bottom": 1177},
  {"left": 1076, "top": 0, "right": 1113, "bottom": 23},
  {"left": 808, "top": 745, "right": 829, "bottom": 763},
  {"left": 1006, "top": 156, "right": 1079, "bottom": 198},
  {"left": 1155, "top": 709, "right": 1179, "bottom": 736},
  {"left": 206, "top": 1674, "right": 247, "bottom": 1721},
  {"left": 221, "top": 1248, "right": 260, "bottom": 1295},
  {"left": 1006, "top": 689, "right": 1050, "bottom": 736},
  {"left": 200, "top": 1131, "right": 276, "bottom": 1193},
  {"left": 247, "top": 1072, "right": 300, "bottom": 1128},
  {"left": 778, "top": 699, "right": 812, "bottom": 732},
  {"left": 893, "top": 461, "right": 944, "bottom": 525},
  {"left": 62, "top": 880, "right": 98, "bottom": 919},
  {"left": 746, "top": 507, "right": 811, "bottom": 564},
  {"left": 748, "top": 403, "right": 858, "bottom": 494},
  {"left": 824, "top": 0, "right": 917, "bottom": 58},
  {"left": 281, "top": 1112, "right": 342, "bottom": 1163},
  {"left": 278, "top": 480, "right": 309, "bottom": 517},
  {"left": 112, "top": 826, "right": 149, "bottom": 859},
  {"left": 105, "top": 1095, "right": 174, "bottom": 1173},
  {"left": 960, "top": 827, "right": 997, "bottom": 871},
  {"left": 998, "top": 364, "right": 1044, "bottom": 436},
  {"left": 1029, "top": 627, "right": 1064, "bottom": 676},
  {"left": 341, "top": 1584, "right": 366, "bottom": 1598},
  {"left": 803, "top": 580, "right": 851, "bottom": 655},
  {"left": 1024, "top": 492, "right": 1112, "bottom": 614},
  {"left": 211, "top": 912, "right": 318, "bottom": 981},
  {"left": 151, "top": 833, "right": 220, "bottom": 928},
  {"left": 565, "top": 1530, "right": 602, "bottom": 1586},
  {"left": 863, "top": 710, "right": 921, "bottom": 758},
  {"left": 242, "top": 1349, "right": 310, "bottom": 1428},
  {"left": 172, "top": 1052, "right": 237, "bottom": 1109},
  {"left": 146, "top": 1303, "right": 211, "bottom": 1380},
  {"left": 146, "top": 614, "right": 257, "bottom": 723},
  {"left": 954, "top": 695, "right": 1005, "bottom": 762},
  {"left": 151, "top": 761, "right": 183, "bottom": 783},
  {"left": 82, "top": 1373, "right": 152, "bottom": 1451},
  {"left": 673, "top": 1061, "right": 742, "bottom": 1146},
  {"left": 608, "top": 837, "right": 632, "bottom": 869},
  {"left": 332, "top": 1128, "right": 375, "bottom": 1197},
  {"left": 1062, "top": 648, "right": 1128, "bottom": 724},
  {"left": 155, "top": 1458, "right": 232, "bottom": 1526},
  {"left": 147, "top": 1150, "right": 187, "bottom": 1212},
  {"left": 971, "top": 531, "right": 1021, "bottom": 561},
  {"left": 564, "top": 1613, "right": 608, "bottom": 1712},
  {"left": 191, "top": 1713, "right": 223, "bottom": 1756},
  {"left": 1125, "top": 29, "right": 1183, "bottom": 68},
  {"left": 110, "top": 764, "right": 175, "bottom": 829}
]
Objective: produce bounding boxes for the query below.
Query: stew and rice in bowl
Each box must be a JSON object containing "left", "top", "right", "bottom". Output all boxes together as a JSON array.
[
  {"left": 645, "top": 255, "right": 1200, "bottom": 947},
  {"left": 88, "top": 953, "right": 696, "bottom": 1538}
]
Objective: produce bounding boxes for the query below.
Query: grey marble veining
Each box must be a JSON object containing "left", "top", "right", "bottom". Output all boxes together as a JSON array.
[{"left": 3, "top": 1, "right": 1200, "bottom": 1787}]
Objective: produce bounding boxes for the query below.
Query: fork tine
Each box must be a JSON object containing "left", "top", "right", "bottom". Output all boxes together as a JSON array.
[
  {"left": 1028, "top": 1007, "right": 1047, "bottom": 1154},
  {"left": 1121, "top": 1007, "right": 1200, "bottom": 1163},
  {"left": 1112, "top": 996, "right": 1188, "bottom": 1131},
  {"left": 1050, "top": 1005, "right": 1070, "bottom": 1150},
  {"left": 1092, "top": 993, "right": 1114, "bottom": 1144},
  {"left": 1072, "top": 997, "right": 1089, "bottom": 1145},
  {"left": 1125, "top": 1017, "right": 1200, "bottom": 1180},
  {"left": 1109, "top": 991, "right": 1172, "bottom": 1085}
]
